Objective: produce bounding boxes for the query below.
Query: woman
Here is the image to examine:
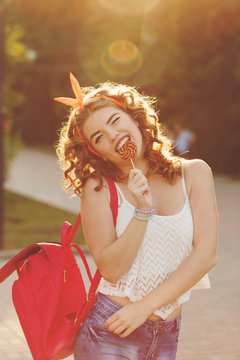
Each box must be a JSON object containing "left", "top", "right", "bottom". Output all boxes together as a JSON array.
[{"left": 55, "top": 73, "right": 218, "bottom": 360}]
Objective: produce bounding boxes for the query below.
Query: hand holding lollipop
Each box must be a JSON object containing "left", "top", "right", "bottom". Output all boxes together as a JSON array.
[{"left": 119, "top": 139, "right": 152, "bottom": 202}]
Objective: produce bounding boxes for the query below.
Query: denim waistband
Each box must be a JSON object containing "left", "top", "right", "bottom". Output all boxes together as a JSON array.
[{"left": 92, "top": 292, "right": 182, "bottom": 333}]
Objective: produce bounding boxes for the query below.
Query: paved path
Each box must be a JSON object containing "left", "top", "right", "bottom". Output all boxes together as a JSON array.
[
  {"left": 1, "top": 149, "right": 240, "bottom": 359},
  {"left": 4, "top": 148, "right": 80, "bottom": 214}
]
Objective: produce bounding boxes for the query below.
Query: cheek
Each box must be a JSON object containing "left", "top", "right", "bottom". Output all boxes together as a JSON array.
[
  {"left": 135, "top": 132, "right": 144, "bottom": 156},
  {"left": 135, "top": 128, "right": 143, "bottom": 145},
  {"left": 97, "top": 141, "right": 114, "bottom": 158}
]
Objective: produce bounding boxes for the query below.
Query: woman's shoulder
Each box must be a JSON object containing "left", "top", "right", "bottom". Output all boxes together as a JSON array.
[
  {"left": 81, "top": 175, "right": 111, "bottom": 202},
  {"left": 182, "top": 159, "right": 213, "bottom": 195},
  {"left": 183, "top": 158, "right": 212, "bottom": 178}
]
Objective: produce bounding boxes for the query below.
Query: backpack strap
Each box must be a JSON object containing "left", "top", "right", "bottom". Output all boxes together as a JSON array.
[
  {"left": 71, "top": 242, "right": 93, "bottom": 283},
  {"left": 63, "top": 177, "right": 118, "bottom": 247}
]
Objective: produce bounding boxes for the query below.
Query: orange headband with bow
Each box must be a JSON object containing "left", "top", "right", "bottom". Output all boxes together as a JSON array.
[{"left": 54, "top": 73, "right": 122, "bottom": 158}]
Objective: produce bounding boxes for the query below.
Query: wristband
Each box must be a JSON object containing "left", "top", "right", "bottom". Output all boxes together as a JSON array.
[
  {"left": 133, "top": 210, "right": 153, "bottom": 221},
  {"left": 135, "top": 206, "right": 155, "bottom": 214}
]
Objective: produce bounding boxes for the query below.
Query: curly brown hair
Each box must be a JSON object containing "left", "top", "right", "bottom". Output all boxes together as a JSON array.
[{"left": 55, "top": 81, "right": 182, "bottom": 196}]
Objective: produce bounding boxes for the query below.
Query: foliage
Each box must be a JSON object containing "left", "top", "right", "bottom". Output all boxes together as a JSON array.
[
  {"left": 154, "top": 0, "right": 240, "bottom": 174},
  {"left": 3, "top": 23, "right": 25, "bottom": 180},
  {"left": 4, "top": 190, "right": 85, "bottom": 250},
  {"left": 3, "top": 0, "right": 240, "bottom": 175}
]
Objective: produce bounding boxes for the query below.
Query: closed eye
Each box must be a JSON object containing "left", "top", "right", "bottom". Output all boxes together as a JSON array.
[
  {"left": 112, "top": 116, "right": 120, "bottom": 124},
  {"left": 94, "top": 116, "right": 120, "bottom": 143},
  {"left": 95, "top": 134, "right": 103, "bottom": 144}
]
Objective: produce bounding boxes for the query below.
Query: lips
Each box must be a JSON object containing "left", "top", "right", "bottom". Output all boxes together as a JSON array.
[{"left": 115, "top": 135, "right": 130, "bottom": 152}]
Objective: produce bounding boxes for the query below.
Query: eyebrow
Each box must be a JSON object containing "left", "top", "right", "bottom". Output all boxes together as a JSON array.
[{"left": 90, "top": 113, "right": 120, "bottom": 142}]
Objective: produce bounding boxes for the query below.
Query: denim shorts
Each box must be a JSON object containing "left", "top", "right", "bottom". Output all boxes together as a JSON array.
[{"left": 74, "top": 293, "right": 182, "bottom": 360}]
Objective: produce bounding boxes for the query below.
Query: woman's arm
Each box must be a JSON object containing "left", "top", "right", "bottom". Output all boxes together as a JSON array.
[
  {"left": 105, "top": 159, "right": 218, "bottom": 336},
  {"left": 81, "top": 169, "right": 152, "bottom": 283},
  {"left": 143, "top": 159, "right": 218, "bottom": 312}
]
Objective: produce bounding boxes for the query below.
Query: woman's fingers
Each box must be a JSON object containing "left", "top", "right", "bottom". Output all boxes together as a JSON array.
[
  {"left": 129, "top": 177, "right": 148, "bottom": 191},
  {"left": 129, "top": 170, "right": 147, "bottom": 189},
  {"left": 105, "top": 314, "right": 128, "bottom": 335},
  {"left": 104, "top": 312, "right": 118, "bottom": 329},
  {"left": 129, "top": 174, "right": 150, "bottom": 195},
  {"left": 131, "top": 184, "right": 150, "bottom": 197},
  {"left": 107, "top": 322, "right": 127, "bottom": 335},
  {"left": 105, "top": 301, "right": 151, "bottom": 338},
  {"left": 128, "top": 168, "right": 144, "bottom": 182},
  {"left": 113, "top": 325, "right": 128, "bottom": 335},
  {"left": 119, "top": 327, "right": 134, "bottom": 338},
  {"left": 128, "top": 168, "right": 152, "bottom": 208}
]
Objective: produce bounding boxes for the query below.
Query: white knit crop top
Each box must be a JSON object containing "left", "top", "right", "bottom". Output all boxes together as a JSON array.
[{"left": 97, "top": 164, "right": 210, "bottom": 319}]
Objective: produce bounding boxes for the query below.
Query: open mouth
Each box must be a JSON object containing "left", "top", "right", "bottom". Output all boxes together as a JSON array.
[{"left": 116, "top": 136, "right": 130, "bottom": 152}]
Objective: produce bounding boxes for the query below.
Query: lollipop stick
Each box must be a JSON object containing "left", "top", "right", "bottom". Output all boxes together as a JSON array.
[{"left": 130, "top": 158, "right": 135, "bottom": 169}]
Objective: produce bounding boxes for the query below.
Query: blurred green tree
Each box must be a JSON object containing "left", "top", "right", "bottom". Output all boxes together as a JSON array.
[
  {"left": 145, "top": 0, "right": 240, "bottom": 174},
  {"left": 0, "top": 0, "right": 5, "bottom": 249},
  {"left": 3, "top": 0, "right": 240, "bottom": 175},
  {"left": 5, "top": 0, "right": 88, "bottom": 145}
]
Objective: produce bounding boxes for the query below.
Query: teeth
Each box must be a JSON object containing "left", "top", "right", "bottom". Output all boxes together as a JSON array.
[{"left": 117, "top": 137, "right": 130, "bottom": 152}]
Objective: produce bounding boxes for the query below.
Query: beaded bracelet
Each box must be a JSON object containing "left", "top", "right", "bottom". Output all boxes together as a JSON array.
[
  {"left": 133, "top": 210, "right": 153, "bottom": 221},
  {"left": 135, "top": 206, "right": 156, "bottom": 214}
]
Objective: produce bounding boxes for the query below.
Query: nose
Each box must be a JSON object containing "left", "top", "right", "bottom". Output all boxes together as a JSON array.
[{"left": 108, "top": 129, "right": 118, "bottom": 142}]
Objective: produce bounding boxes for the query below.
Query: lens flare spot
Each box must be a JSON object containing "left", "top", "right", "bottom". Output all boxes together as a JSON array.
[
  {"left": 109, "top": 40, "right": 138, "bottom": 63},
  {"left": 101, "top": 39, "right": 143, "bottom": 77}
]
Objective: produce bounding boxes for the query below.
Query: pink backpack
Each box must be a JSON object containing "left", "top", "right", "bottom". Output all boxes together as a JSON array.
[{"left": 0, "top": 177, "right": 118, "bottom": 360}]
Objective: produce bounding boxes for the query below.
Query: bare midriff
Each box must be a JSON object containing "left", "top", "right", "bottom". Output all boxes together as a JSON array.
[{"left": 106, "top": 294, "right": 182, "bottom": 321}]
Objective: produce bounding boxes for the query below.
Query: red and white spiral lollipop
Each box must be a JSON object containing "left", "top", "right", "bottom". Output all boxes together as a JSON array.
[
  {"left": 118, "top": 139, "right": 137, "bottom": 168},
  {"left": 119, "top": 139, "right": 148, "bottom": 197}
]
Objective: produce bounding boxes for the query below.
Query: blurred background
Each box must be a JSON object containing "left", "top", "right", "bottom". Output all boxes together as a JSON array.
[
  {"left": 0, "top": 1, "right": 240, "bottom": 359},
  {"left": 0, "top": 0, "right": 240, "bottom": 264},
  {"left": 1, "top": 0, "right": 240, "bottom": 173}
]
